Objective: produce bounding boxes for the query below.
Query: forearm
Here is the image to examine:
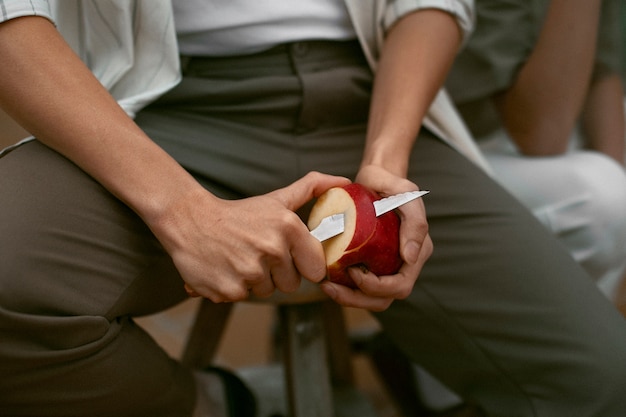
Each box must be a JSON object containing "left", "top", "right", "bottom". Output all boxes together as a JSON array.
[
  {"left": 581, "top": 73, "right": 625, "bottom": 164},
  {"left": 362, "top": 9, "right": 462, "bottom": 177},
  {"left": 495, "top": 0, "right": 602, "bottom": 155},
  {"left": 0, "top": 17, "right": 211, "bottom": 228}
]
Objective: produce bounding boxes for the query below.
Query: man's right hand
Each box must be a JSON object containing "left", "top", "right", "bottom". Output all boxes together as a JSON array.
[{"left": 152, "top": 171, "right": 351, "bottom": 303}]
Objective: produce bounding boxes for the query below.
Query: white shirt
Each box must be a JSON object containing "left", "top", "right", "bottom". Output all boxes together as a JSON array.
[
  {"left": 174, "top": 0, "right": 357, "bottom": 56},
  {"left": 0, "top": 0, "right": 181, "bottom": 119}
]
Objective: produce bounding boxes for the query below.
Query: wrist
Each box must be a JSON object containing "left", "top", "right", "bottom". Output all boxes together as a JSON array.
[
  {"left": 144, "top": 183, "right": 217, "bottom": 252},
  {"left": 361, "top": 139, "right": 410, "bottom": 178}
]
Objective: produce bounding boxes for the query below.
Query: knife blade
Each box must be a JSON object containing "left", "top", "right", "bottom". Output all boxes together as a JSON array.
[
  {"left": 373, "top": 190, "right": 430, "bottom": 217},
  {"left": 309, "top": 190, "right": 429, "bottom": 242},
  {"left": 309, "top": 213, "right": 345, "bottom": 242}
]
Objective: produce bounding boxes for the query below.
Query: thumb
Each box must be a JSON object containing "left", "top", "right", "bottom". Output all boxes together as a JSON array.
[
  {"left": 268, "top": 171, "right": 351, "bottom": 211},
  {"left": 397, "top": 201, "right": 430, "bottom": 264}
]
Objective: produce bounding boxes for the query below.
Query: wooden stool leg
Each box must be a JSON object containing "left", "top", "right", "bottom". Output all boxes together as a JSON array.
[
  {"left": 322, "top": 300, "right": 354, "bottom": 385},
  {"left": 279, "top": 302, "right": 335, "bottom": 417},
  {"left": 182, "top": 299, "right": 234, "bottom": 368}
]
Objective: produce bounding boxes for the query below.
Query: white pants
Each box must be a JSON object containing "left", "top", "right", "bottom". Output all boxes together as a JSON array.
[{"left": 479, "top": 129, "right": 626, "bottom": 305}]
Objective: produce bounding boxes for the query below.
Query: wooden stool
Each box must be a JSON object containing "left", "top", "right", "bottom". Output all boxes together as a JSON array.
[{"left": 181, "top": 281, "right": 371, "bottom": 417}]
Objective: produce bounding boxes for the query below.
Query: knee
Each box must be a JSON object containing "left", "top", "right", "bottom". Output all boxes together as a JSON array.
[
  {"left": 569, "top": 152, "right": 626, "bottom": 211},
  {"left": 566, "top": 153, "right": 626, "bottom": 258}
]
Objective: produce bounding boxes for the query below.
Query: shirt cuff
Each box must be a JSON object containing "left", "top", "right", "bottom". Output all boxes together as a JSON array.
[
  {"left": 0, "top": 0, "right": 53, "bottom": 24},
  {"left": 383, "top": 0, "right": 475, "bottom": 46}
]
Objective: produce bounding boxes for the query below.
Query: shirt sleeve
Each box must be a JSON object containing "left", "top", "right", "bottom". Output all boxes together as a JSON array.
[
  {"left": 0, "top": 0, "right": 53, "bottom": 23},
  {"left": 382, "top": 0, "right": 475, "bottom": 45},
  {"left": 445, "top": 1, "right": 537, "bottom": 105}
]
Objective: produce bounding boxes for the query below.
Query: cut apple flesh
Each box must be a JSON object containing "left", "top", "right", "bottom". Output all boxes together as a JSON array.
[{"left": 308, "top": 186, "right": 376, "bottom": 265}]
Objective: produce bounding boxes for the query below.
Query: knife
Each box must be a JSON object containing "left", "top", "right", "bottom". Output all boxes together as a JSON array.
[{"left": 309, "top": 190, "right": 429, "bottom": 242}]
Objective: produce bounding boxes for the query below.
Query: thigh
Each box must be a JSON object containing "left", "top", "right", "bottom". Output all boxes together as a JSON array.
[
  {"left": 376, "top": 134, "right": 626, "bottom": 417},
  {"left": 0, "top": 140, "right": 187, "bottom": 318},
  {"left": 0, "top": 141, "right": 193, "bottom": 416}
]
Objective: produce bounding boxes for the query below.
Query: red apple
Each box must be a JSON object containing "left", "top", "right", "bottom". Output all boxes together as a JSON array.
[{"left": 307, "top": 183, "right": 402, "bottom": 288}]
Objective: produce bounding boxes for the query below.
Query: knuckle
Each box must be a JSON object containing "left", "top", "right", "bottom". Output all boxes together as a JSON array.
[
  {"left": 369, "top": 299, "right": 394, "bottom": 312},
  {"left": 425, "top": 236, "right": 434, "bottom": 254},
  {"left": 206, "top": 293, "right": 227, "bottom": 304},
  {"left": 261, "top": 217, "right": 298, "bottom": 252},
  {"left": 245, "top": 268, "right": 266, "bottom": 285},
  {"left": 304, "top": 170, "right": 323, "bottom": 182},
  {"left": 395, "top": 285, "right": 413, "bottom": 300},
  {"left": 237, "top": 258, "right": 267, "bottom": 282},
  {"left": 416, "top": 220, "right": 429, "bottom": 236},
  {"left": 229, "top": 285, "right": 251, "bottom": 302},
  {"left": 282, "top": 211, "right": 304, "bottom": 233}
]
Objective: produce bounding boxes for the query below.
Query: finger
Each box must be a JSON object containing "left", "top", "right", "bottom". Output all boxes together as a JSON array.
[
  {"left": 185, "top": 280, "right": 246, "bottom": 303},
  {"left": 268, "top": 171, "right": 351, "bottom": 212},
  {"left": 290, "top": 231, "right": 328, "bottom": 283},
  {"left": 268, "top": 256, "right": 302, "bottom": 294},
  {"left": 355, "top": 165, "right": 417, "bottom": 196},
  {"left": 243, "top": 260, "right": 276, "bottom": 298},
  {"left": 396, "top": 200, "right": 430, "bottom": 265},
  {"left": 184, "top": 283, "right": 201, "bottom": 298},
  {"left": 395, "top": 233, "right": 433, "bottom": 289},
  {"left": 319, "top": 281, "right": 394, "bottom": 312},
  {"left": 349, "top": 266, "right": 415, "bottom": 300},
  {"left": 248, "top": 276, "right": 275, "bottom": 299},
  {"left": 349, "top": 235, "right": 432, "bottom": 300},
  {"left": 194, "top": 275, "right": 251, "bottom": 303}
]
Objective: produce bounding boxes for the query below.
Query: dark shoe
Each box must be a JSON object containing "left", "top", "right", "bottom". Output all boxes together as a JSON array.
[{"left": 198, "top": 366, "right": 257, "bottom": 417}]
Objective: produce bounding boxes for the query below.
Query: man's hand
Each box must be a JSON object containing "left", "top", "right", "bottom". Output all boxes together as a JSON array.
[
  {"left": 153, "top": 172, "right": 351, "bottom": 303},
  {"left": 319, "top": 165, "right": 432, "bottom": 311}
]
